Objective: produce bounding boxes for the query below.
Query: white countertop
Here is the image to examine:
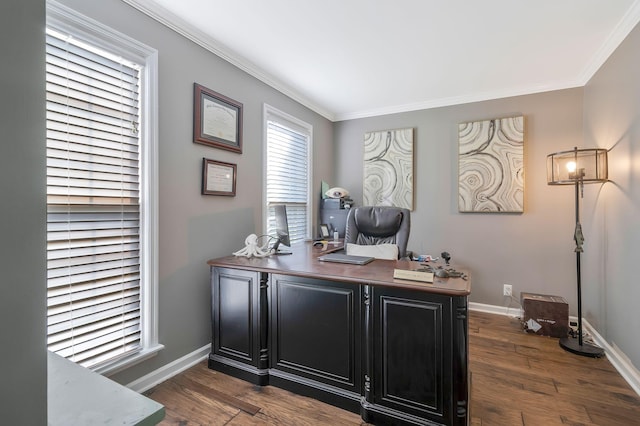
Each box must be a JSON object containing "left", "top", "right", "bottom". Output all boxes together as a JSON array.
[{"left": 48, "top": 351, "right": 164, "bottom": 425}]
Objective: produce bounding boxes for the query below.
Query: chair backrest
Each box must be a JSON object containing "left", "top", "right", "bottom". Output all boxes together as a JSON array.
[{"left": 344, "top": 206, "right": 410, "bottom": 259}]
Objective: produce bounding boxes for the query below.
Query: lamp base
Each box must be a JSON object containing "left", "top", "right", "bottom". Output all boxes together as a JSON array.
[{"left": 559, "top": 336, "right": 604, "bottom": 358}]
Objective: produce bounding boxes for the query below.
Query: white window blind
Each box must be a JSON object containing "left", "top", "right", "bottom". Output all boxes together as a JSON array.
[
  {"left": 45, "top": 27, "right": 143, "bottom": 369},
  {"left": 265, "top": 107, "right": 312, "bottom": 243}
]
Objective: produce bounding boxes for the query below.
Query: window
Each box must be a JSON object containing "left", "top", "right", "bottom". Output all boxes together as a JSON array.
[
  {"left": 264, "top": 104, "right": 313, "bottom": 243},
  {"left": 46, "top": 1, "right": 160, "bottom": 374}
]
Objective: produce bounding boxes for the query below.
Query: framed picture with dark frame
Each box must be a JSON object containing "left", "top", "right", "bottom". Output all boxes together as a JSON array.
[
  {"left": 194, "top": 83, "right": 243, "bottom": 153},
  {"left": 202, "top": 158, "right": 237, "bottom": 196},
  {"left": 319, "top": 224, "right": 330, "bottom": 238}
]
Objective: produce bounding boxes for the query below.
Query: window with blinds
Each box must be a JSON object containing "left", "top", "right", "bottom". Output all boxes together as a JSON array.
[
  {"left": 45, "top": 26, "right": 144, "bottom": 369},
  {"left": 264, "top": 105, "right": 312, "bottom": 244}
]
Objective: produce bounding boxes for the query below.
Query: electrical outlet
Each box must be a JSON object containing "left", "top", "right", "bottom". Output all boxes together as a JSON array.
[{"left": 503, "top": 284, "right": 512, "bottom": 297}]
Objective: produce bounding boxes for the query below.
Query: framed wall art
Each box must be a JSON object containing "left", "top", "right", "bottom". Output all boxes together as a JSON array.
[
  {"left": 202, "top": 158, "right": 237, "bottom": 196},
  {"left": 363, "top": 127, "right": 414, "bottom": 210},
  {"left": 319, "top": 224, "right": 330, "bottom": 238},
  {"left": 194, "top": 83, "right": 243, "bottom": 153},
  {"left": 458, "top": 115, "right": 524, "bottom": 213}
]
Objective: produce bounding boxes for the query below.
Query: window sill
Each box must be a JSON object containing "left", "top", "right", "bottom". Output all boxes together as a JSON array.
[{"left": 94, "top": 343, "right": 165, "bottom": 377}]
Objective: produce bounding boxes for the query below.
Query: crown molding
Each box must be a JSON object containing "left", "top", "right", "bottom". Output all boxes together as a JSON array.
[
  {"left": 576, "top": 0, "right": 640, "bottom": 85},
  {"left": 119, "top": 0, "right": 335, "bottom": 121},
  {"left": 334, "top": 81, "right": 584, "bottom": 122}
]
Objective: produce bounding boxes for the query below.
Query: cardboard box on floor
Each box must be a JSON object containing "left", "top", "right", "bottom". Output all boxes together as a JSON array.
[{"left": 521, "top": 292, "right": 569, "bottom": 338}]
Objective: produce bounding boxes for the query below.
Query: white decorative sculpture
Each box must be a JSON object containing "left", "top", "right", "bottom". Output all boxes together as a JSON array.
[
  {"left": 325, "top": 187, "right": 349, "bottom": 198},
  {"left": 233, "top": 233, "right": 272, "bottom": 258}
]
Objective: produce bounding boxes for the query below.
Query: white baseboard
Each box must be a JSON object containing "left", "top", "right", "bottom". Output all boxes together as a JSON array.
[
  {"left": 582, "top": 319, "right": 640, "bottom": 396},
  {"left": 470, "top": 302, "right": 640, "bottom": 397},
  {"left": 127, "top": 344, "right": 210, "bottom": 393},
  {"left": 125, "top": 305, "right": 640, "bottom": 398},
  {"left": 469, "top": 301, "right": 522, "bottom": 317}
]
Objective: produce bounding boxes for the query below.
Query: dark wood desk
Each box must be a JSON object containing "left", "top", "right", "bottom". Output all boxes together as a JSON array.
[{"left": 207, "top": 242, "right": 470, "bottom": 425}]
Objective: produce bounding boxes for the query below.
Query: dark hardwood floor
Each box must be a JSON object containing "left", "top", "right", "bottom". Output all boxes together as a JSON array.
[{"left": 144, "top": 311, "right": 640, "bottom": 425}]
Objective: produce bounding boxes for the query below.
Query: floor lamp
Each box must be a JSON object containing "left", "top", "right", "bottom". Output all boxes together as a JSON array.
[{"left": 546, "top": 147, "right": 608, "bottom": 358}]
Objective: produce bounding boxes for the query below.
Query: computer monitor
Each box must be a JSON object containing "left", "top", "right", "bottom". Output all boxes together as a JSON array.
[{"left": 271, "top": 204, "right": 292, "bottom": 255}]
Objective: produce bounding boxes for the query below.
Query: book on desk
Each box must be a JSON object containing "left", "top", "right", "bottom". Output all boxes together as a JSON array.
[{"left": 317, "top": 252, "right": 375, "bottom": 265}]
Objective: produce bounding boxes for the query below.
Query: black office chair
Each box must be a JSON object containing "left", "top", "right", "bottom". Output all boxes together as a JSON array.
[{"left": 344, "top": 206, "right": 411, "bottom": 259}]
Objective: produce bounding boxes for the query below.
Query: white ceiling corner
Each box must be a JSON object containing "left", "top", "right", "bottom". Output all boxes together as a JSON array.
[{"left": 575, "top": 0, "right": 640, "bottom": 85}]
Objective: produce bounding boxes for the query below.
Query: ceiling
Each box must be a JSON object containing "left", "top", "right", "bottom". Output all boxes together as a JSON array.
[{"left": 124, "top": 0, "right": 640, "bottom": 121}]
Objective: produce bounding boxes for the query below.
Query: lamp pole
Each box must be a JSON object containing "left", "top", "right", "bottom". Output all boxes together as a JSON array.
[
  {"left": 558, "top": 148, "right": 604, "bottom": 357},
  {"left": 574, "top": 174, "right": 584, "bottom": 348}
]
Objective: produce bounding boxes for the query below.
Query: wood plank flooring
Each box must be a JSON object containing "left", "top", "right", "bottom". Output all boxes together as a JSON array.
[{"left": 144, "top": 311, "right": 640, "bottom": 425}]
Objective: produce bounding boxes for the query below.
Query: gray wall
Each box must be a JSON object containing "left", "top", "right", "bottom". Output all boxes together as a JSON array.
[
  {"left": 0, "top": 0, "right": 47, "bottom": 423},
  {"left": 583, "top": 22, "right": 640, "bottom": 368},
  {"left": 56, "top": 0, "right": 335, "bottom": 385},
  {"left": 335, "top": 89, "right": 585, "bottom": 310}
]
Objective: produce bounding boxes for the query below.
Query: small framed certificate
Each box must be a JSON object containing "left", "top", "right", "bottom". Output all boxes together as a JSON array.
[
  {"left": 202, "top": 158, "right": 237, "bottom": 196},
  {"left": 194, "top": 83, "right": 243, "bottom": 153}
]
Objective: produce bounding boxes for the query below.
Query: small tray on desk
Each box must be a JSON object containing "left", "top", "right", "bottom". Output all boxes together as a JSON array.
[{"left": 393, "top": 268, "right": 434, "bottom": 283}]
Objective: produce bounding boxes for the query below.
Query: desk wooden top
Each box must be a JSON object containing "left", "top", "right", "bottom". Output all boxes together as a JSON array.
[{"left": 207, "top": 241, "right": 470, "bottom": 296}]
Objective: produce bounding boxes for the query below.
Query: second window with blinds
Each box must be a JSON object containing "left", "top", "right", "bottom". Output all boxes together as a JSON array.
[{"left": 263, "top": 104, "right": 313, "bottom": 245}]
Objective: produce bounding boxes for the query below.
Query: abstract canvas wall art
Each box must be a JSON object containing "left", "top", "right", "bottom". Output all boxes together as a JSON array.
[
  {"left": 458, "top": 116, "right": 524, "bottom": 213},
  {"left": 363, "top": 128, "right": 413, "bottom": 210}
]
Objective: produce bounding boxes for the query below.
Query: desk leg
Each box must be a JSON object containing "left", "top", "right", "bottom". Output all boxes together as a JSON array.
[
  {"left": 259, "top": 273, "right": 269, "bottom": 370},
  {"left": 453, "top": 296, "right": 469, "bottom": 425},
  {"left": 361, "top": 285, "right": 373, "bottom": 413}
]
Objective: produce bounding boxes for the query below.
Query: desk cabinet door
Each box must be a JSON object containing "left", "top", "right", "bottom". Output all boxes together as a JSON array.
[
  {"left": 368, "top": 286, "right": 459, "bottom": 425},
  {"left": 270, "top": 274, "right": 361, "bottom": 394},
  {"left": 212, "top": 267, "right": 267, "bottom": 369}
]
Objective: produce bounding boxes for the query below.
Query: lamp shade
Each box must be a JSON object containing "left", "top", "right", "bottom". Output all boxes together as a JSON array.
[{"left": 547, "top": 147, "right": 608, "bottom": 185}]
